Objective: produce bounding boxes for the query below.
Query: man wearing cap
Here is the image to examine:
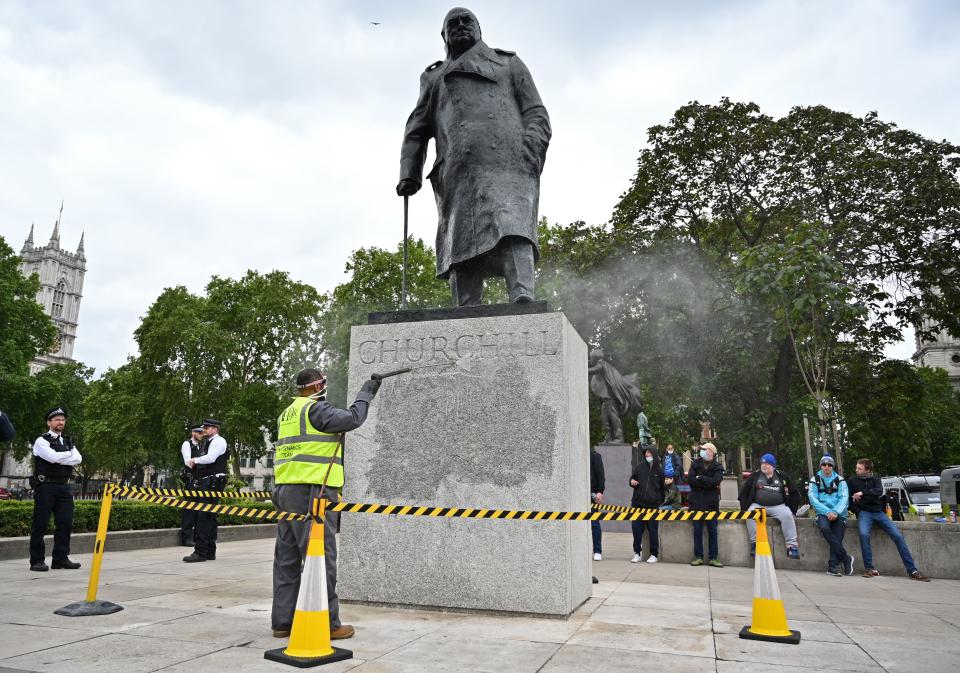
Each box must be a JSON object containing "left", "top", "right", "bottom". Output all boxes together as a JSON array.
[
  {"left": 29, "top": 407, "right": 82, "bottom": 571},
  {"left": 179, "top": 424, "right": 204, "bottom": 547},
  {"left": 808, "top": 455, "right": 855, "bottom": 576},
  {"left": 739, "top": 453, "right": 802, "bottom": 559},
  {"left": 183, "top": 419, "right": 229, "bottom": 563},
  {"left": 687, "top": 442, "right": 724, "bottom": 567},
  {"left": 271, "top": 368, "right": 381, "bottom": 641}
]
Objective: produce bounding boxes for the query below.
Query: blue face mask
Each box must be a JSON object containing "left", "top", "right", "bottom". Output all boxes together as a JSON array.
[{"left": 699, "top": 449, "right": 709, "bottom": 460}]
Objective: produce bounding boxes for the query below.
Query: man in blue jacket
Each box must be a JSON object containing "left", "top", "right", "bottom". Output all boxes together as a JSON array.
[{"left": 808, "top": 455, "right": 854, "bottom": 576}]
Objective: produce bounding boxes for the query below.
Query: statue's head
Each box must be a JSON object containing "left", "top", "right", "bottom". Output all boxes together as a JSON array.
[
  {"left": 588, "top": 348, "right": 604, "bottom": 364},
  {"left": 442, "top": 7, "right": 481, "bottom": 58}
]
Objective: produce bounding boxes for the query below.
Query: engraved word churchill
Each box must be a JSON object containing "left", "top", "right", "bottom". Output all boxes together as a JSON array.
[
  {"left": 396, "top": 7, "right": 551, "bottom": 306},
  {"left": 356, "top": 329, "right": 560, "bottom": 365}
]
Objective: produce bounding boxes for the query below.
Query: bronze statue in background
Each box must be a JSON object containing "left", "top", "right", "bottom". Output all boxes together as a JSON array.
[{"left": 588, "top": 349, "right": 643, "bottom": 443}]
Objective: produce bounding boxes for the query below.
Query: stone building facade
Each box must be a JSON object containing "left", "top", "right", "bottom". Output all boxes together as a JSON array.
[
  {"left": 913, "top": 316, "right": 960, "bottom": 392},
  {"left": 18, "top": 218, "right": 86, "bottom": 373}
]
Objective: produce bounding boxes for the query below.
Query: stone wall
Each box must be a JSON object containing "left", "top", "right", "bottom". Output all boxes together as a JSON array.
[{"left": 613, "top": 516, "right": 960, "bottom": 579}]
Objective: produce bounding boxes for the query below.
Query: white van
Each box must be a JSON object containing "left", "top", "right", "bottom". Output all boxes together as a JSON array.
[{"left": 881, "top": 475, "right": 942, "bottom": 516}]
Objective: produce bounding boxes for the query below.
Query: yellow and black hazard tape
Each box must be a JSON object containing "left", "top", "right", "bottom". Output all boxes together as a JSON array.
[
  {"left": 120, "top": 486, "right": 763, "bottom": 524},
  {"left": 324, "top": 500, "right": 764, "bottom": 522},
  {"left": 106, "top": 484, "right": 273, "bottom": 500},
  {"left": 124, "top": 490, "right": 309, "bottom": 521}
]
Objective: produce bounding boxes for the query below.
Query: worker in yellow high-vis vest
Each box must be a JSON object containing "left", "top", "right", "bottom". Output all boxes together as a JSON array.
[{"left": 270, "top": 368, "right": 380, "bottom": 641}]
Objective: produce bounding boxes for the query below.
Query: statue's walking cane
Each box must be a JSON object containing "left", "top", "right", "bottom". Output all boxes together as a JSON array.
[{"left": 402, "top": 195, "right": 409, "bottom": 310}]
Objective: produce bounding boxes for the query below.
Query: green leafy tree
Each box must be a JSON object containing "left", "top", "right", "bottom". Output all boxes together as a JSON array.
[
  {"left": 602, "top": 99, "right": 960, "bottom": 451},
  {"left": 84, "top": 361, "right": 154, "bottom": 483},
  {"left": 319, "top": 238, "right": 450, "bottom": 406},
  {"left": 834, "top": 359, "right": 960, "bottom": 474},
  {"left": 0, "top": 236, "right": 57, "bottom": 441},
  {"left": 738, "top": 224, "right": 867, "bottom": 453},
  {"left": 136, "top": 270, "right": 326, "bottom": 474}
]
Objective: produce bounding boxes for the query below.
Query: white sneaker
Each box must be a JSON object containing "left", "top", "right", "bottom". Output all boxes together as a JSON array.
[
  {"left": 630, "top": 554, "right": 641, "bottom": 563},
  {"left": 646, "top": 555, "right": 658, "bottom": 563},
  {"left": 593, "top": 552, "right": 602, "bottom": 561}
]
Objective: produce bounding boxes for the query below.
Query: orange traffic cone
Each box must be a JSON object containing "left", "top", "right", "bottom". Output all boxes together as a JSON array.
[
  {"left": 264, "top": 499, "right": 352, "bottom": 667},
  {"left": 739, "top": 509, "right": 801, "bottom": 644}
]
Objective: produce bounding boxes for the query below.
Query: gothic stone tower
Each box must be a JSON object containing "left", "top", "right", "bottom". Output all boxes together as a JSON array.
[
  {"left": 19, "top": 217, "right": 86, "bottom": 374},
  {"left": 913, "top": 316, "right": 960, "bottom": 392}
]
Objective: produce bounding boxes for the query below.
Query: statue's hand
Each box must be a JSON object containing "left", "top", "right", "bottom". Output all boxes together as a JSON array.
[{"left": 396, "top": 179, "right": 420, "bottom": 197}]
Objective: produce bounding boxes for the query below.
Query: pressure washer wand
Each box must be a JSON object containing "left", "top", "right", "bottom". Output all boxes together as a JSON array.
[{"left": 371, "top": 368, "right": 412, "bottom": 382}]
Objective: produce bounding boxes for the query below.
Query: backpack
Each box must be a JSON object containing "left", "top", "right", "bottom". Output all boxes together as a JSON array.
[{"left": 813, "top": 473, "right": 843, "bottom": 495}]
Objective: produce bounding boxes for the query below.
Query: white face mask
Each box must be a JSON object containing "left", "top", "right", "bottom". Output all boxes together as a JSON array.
[
  {"left": 699, "top": 449, "right": 710, "bottom": 460},
  {"left": 645, "top": 456, "right": 653, "bottom": 464}
]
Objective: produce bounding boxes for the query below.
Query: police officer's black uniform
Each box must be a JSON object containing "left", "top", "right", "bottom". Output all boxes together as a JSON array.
[
  {"left": 184, "top": 419, "right": 229, "bottom": 562},
  {"left": 30, "top": 407, "right": 82, "bottom": 571},
  {"left": 180, "top": 425, "right": 203, "bottom": 546}
]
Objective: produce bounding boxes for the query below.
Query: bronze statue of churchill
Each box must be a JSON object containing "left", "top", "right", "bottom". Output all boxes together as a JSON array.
[{"left": 396, "top": 7, "right": 552, "bottom": 306}]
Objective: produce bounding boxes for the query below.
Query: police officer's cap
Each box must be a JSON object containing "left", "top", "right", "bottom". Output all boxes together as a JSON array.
[
  {"left": 202, "top": 418, "right": 222, "bottom": 428},
  {"left": 46, "top": 407, "right": 67, "bottom": 421},
  {"left": 295, "top": 368, "right": 326, "bottom": 388},
  {"left": 190, "top": 424, "right": 203, "bottom": 432}
]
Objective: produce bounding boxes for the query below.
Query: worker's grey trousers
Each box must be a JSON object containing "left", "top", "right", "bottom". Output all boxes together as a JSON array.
[{"left": 271, "top": 484, "right": 341, "bottom": 630}]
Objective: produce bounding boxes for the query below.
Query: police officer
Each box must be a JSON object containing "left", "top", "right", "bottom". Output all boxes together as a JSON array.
[
  {"left": 179, "top": 424, "right": 204, "bottom": 546},
  {"left": 270, "top": 368, "right": 380, "bottom": 641},
  {"left": 182, "top": 419, "right": 229, "bottom": 562},
  {"left": 30, "top": 407, "right": 82, "bottom": 572}
]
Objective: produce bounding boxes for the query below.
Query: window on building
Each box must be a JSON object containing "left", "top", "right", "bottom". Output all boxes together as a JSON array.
[
  {"left": 266, "top": 452, "right": 274, "bottom": 468},
  {"left": 52, "top": 279, "right": 66, "bottom": 317}
]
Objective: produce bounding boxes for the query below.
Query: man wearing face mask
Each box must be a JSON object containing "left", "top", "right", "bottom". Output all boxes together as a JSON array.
[
  {"left": 270, "top": 368, "right": 381, "bottom": 642},
  {"left": 397, "top": 7, "right": 551, "bottom": 305},
  {"left": 629, "top": 446, "right": 664, "bottom": 563},
  {"left": 687, "top": 442, "right": 724, "bottom": 567}
]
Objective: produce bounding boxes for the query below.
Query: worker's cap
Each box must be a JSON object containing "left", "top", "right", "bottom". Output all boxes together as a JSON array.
[
  {"left": 202, "top": 419, "right": 222, "bottom": 428},
  {"left": 295, "top": 368, "right": 326, "bottom": 389},
  {"left": 46, "top": 407, "right": 67, "bottom": 421}
]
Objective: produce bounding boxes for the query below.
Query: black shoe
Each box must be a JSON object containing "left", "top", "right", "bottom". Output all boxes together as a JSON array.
[
  {"left": 182, "top": 553, "right": 208, "bottom": 563},
  {"left": 51, "top": 558, "right": 81, "bottom": 570},
  {"left": 30, "top": 562, "right": 49, "bottom": 572}
]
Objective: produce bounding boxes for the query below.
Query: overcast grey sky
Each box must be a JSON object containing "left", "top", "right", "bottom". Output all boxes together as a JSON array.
[{"left": 2, "top": 0, "right": 958, "bottom": 374}]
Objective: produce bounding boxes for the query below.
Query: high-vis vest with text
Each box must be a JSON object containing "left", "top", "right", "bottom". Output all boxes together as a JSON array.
[{"left": 274, "top": 397, "right": 343, "bottom": 486}]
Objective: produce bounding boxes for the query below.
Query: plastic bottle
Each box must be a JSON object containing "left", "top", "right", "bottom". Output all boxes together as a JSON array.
[{"left": 918, "top": 509, "right": 926, "bottom": 522}]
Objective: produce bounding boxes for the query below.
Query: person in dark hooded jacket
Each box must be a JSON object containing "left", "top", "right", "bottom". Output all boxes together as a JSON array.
[{"left": 629, "top": 445, "right": 664, "bottom": 563}]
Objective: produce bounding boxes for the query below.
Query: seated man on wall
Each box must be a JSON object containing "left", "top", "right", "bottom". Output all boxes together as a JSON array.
[{"left": 847, "top": 458, "right": 930, "bottom": 582}]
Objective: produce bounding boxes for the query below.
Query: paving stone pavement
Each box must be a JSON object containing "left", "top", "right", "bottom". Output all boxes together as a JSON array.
[{"left": 1, "top": 532, "right": 957, "bottom": 672}]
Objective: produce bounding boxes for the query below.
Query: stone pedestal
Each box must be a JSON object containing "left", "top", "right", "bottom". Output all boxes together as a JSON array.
[
  {"left": 594, "top": 442, "right": 634, "bottom": 533},
  {"left": 338, "top": 309, "right": 591, "bottom": 616}
]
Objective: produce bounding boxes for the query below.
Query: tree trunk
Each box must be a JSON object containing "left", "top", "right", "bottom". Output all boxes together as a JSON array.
[{"left": 766, "top": 336, "right": 794, "bottom": 451}]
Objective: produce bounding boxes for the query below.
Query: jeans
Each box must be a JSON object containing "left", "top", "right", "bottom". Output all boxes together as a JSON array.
[
  {"left": 591, "top": 520, "right": 602, "bottom": 554},
  {"left": 692, "top": 518, "right": 718, "bottom": 560},
  {"left": 30, "top": 483, "right": 74, "bottom": 564},
  {"left": 631, "top": 518, "right": 659, "bottom": 556},
  {"left": 815, "top": 514, "right": 848, "bottom": 570},
  {"left": 857, "top": 510, "right": 917, "bottom": 574}
]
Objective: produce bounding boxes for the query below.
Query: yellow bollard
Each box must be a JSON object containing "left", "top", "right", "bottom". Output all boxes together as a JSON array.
[
  {"left": 264, "top": 497, "right": 353, "bottom": 667},
  {"left": 739, "top": 509, "right": 800, "bottom": 644},
  {"left": 55, "top": 484, "right": 124, "bottom": 617}
]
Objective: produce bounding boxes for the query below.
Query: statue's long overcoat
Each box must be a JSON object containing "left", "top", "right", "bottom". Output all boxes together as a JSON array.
[{"left": 399, "top": 40, "right": 551, "bottom": 278}]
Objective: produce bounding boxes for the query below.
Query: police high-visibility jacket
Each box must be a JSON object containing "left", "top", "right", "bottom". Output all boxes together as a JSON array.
[{"left": 274, "top": 397, "right": 343, "bottom": 486}]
